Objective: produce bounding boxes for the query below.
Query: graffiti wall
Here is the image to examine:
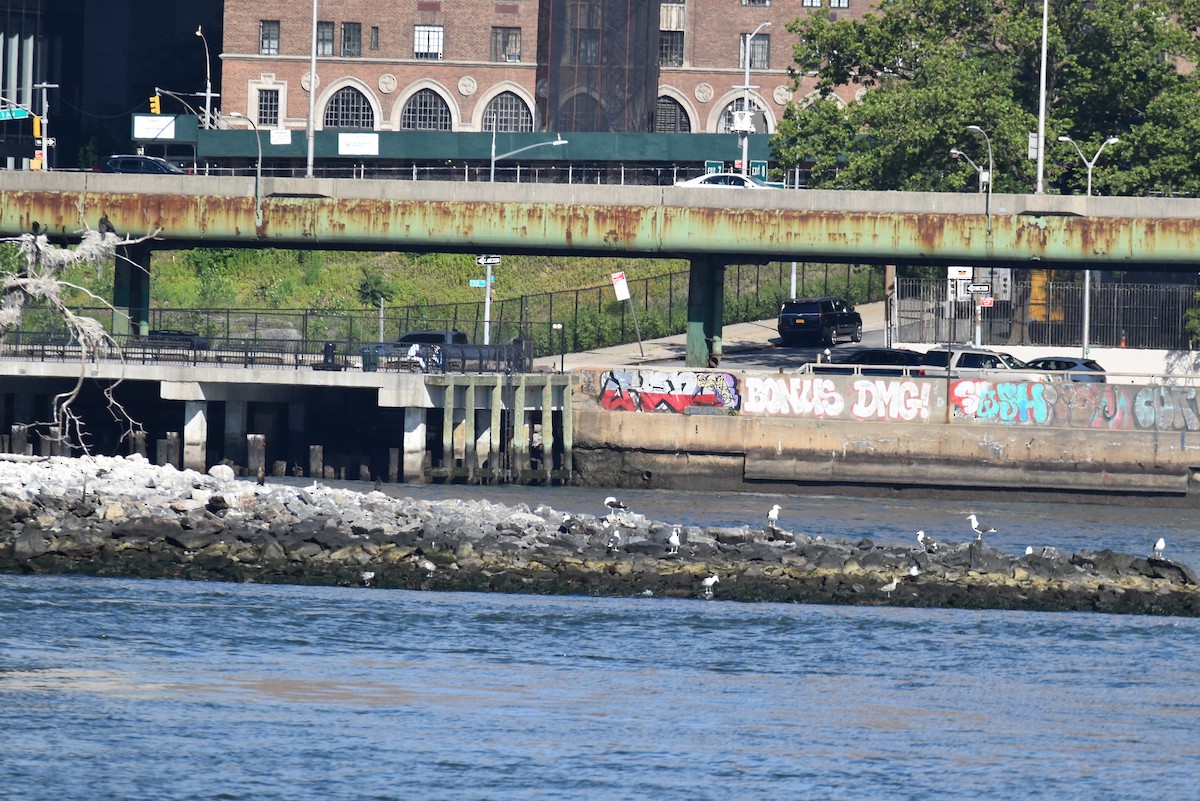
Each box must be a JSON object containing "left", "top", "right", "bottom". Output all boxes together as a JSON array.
[{"left": 583, "top": 368, "right": 1200, "bottom": 433}]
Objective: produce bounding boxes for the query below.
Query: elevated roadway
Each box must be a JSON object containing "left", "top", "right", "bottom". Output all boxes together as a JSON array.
[{"left": 2, "top": 172, "right": 1199, "bottom": 366}]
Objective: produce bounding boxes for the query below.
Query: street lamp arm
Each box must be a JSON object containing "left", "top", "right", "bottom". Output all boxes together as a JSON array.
[
  {"left": 493, "top": 137, "right": 568, "bottom": 163},
  {"left": 229, "top": 112, "right": 263, "bottom": 227}
]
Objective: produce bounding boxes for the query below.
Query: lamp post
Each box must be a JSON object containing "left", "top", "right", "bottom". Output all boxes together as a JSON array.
[
  {"left": 949, "top": 148, "right": 984, "bottom": 191},
  {"left": 306, "top": 0, "right": 318, "bottom": 178},
  {"left": 1057, "top": 135, "right": 1119, "bottom": 197},
  {"left": 1058, "top": 135, "right": 1117, "bottom": 358},
  {"left": 740, "top": 21, "right": 771, "bottom": 178},
  {"left": 195, "top": 26, "right": 212, "bottom": 130},
  {"left": 552, "top": 322, "right": 565, "bottom": 373},
  {"left": 966, "top": 125, "right": 993, "bottom": 233},
  {"left": 32, "top": 82, "right": 57, "bottom": 171},
  {"left": 1035, "top": 0, "right": 1049, "bottom": 193},
  {"left": 490, "top": 135, "right": 568, "bottom": 182},
  {"left": 229, "top": 112, "right": 263, "bottom": 227}
]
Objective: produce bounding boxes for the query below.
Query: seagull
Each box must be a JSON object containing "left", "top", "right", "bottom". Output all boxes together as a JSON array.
[
  {"left": 256, "top": 465, "right": 266, "bottom": 486},
  {"left": 766, "top": 504, "right": 781, "bottom": 533},
  {"left": 916, "top": 530, "right": 941, "bottom": 552},
  {"left": 879, "top": 576, "right": 900, "bottom": 598},
  {"left": 701, "top": 574, "right": 719, "bottom": 598},
  {"left": 667, "top": 525, "right": 681, "bottom": 556},
  {"left": 418, "top": 558, "right": 437, "bottom": 577},
  {"left": 907, "top": 565, "right": 920, "bottom": 577},
  {"left": 1025, "top": 546, "right": 1034, "bottom": 556},
  {"left": 1153, "top": 537, "right": 1166, "bottom": 558},
  {"left": 604, "top": 496, "right": 628, "bottom": 514},
  {"left": 360, "top": 570, "right": 375, "bottom": 587},
  {"left": 967, "top": 514, "right": 996, "bottom": 540},
  {"left": 605, "top": 526, "right": 622, "bottom": 555}
]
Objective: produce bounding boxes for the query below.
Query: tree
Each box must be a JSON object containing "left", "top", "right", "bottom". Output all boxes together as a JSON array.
[
  {"left": 775, "top": 0, "right": 1200, "bottom": 196},
  {"left": 356, "top": 266, "right": 396, "bottom": 341}
]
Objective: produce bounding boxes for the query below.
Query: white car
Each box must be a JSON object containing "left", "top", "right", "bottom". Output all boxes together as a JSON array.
[{"left": 674, "top": 172, "right": 775, "bottom": 189}]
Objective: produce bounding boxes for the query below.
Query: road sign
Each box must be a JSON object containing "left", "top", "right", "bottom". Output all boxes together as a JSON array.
[
  {"left": 476, "top": 254, "right": 502, "bottom": 266},
  {"left": 469, "top": 279, "right": 487, "bottom": 288},
  {"left": 980, "top": 296, "right": 995, "bottom": 308},
  {"left": 35, "top": 137, "right": 55, "bottom": 147},
  {"left": 705, "top": 160, "right": 723, "bottom": 174},
  {"left": 967, "top": 283, "right": 991, "bottom": 293},
  {"left": 611, "top": 271, "right": 631, "bottom": 302},
  {"left": 0, "top": 108, "right": 30, "bottom": 121}
]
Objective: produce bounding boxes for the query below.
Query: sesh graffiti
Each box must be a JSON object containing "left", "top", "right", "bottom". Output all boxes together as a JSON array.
[
  {"left": 598, "top": 369, "right": 740, "bottom": 413},
  {"left": 950, "top": 380, "right": 1200, "bottom": 432},
  {"left": 951, "top": 379, "right": 1051, "bottom": 424},
  {"left": 742, "top": 376, "right": 936, "bottom": 421}
]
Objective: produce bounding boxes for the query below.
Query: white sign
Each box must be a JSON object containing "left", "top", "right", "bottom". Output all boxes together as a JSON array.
[
  {"left": 132, "top": 114, "right": 177, "bottom": 140},
  {"left": 611, "top": 271, "right": 631, "bottom": 302},
  {"left": 338, "top": 132, "right": 379, "bottom": 156},
  {"left": 269, "top": 128, "right": 292, "bottom": 146},
  {"left": 476, "top": 255, "right": 502, "bottom": 266},
  {"left": 967, "top": 283, "right": 991, "bottom": 293}
]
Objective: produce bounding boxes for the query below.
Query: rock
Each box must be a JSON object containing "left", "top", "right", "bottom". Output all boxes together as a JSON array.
[{"left": 208, "top": 464, "right": 236, "bottom": 484}]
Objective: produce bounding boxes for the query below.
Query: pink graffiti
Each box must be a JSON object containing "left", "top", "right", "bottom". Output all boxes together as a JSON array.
[
  {"left": 599, "top": 369, "right": 740, "bottom": 413},
  {"left": 951, "top": 380, "right": 1050, "bottom": 424},
  {"left": 851, "top": 379, "right": 932, "bottom": 421}
]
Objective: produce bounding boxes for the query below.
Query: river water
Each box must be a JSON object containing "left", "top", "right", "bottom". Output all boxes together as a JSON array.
[{"left": 3, "top": 488, "right": 1199, "bottom": 800}]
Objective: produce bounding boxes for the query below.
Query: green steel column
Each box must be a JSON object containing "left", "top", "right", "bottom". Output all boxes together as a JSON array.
[
  {"left": 112, "top": 242, "right": 152, "bottom": 337},
  {"left": 686, "top": 257, "right": 726, "bottom": 368}
]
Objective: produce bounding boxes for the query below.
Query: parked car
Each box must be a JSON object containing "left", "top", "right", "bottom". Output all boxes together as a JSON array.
[
  {"left": 146, "top": 329, "right": 209, "bottom": 349},
  {"left": 674, "top": 172, "right": 775, "bottom": 189},
  {"left": 94, "top": 155, "right": 186, "bottom": 175},
  {"left": 920, "top": 346, "right": 1047, "bottom": 382},
  {"left": 819, "top": 347, "right": 926, "bottom": 376},
  {"left": 1024, "top": 356, "right": 1107, "bottom": 383},
  {"left": 777, "top": 296, "right": 863, "bottom": 346}
]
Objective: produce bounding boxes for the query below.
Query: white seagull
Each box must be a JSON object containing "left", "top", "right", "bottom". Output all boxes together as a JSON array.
[
  {"left": 360, "top": 570, "right": 376, "bottom": 587},
  {"left": 418, "top": 558, "right": 437, "bottom": 577},
  {"left": 907, "top": 565, "right": 920, "bottom": 577},
  {"left": 879, "top": 576, "right": 901, "bottom": 598},
  {"left": 667, "top": 526, "right": 681, "bottom": 556},
  {"left": 1153, "top": 537, "right": 1166, "bottom": 558},
  {"left": 701, "top": 574, "right": 720, "bottom": 598},
  {"left": 916, "top": 530, "right": 941, "bottom": 552},
  {"left": 605, "top": 526, "right": 623, "bottom": 554},
  {"left": 766, "top": 504, "right": 781, "bottom": 532},
  {"left": 967, "top": 514, "right": 996, "bottom": 540},
  {"left": 604, "top": 496, "right": 628, "bottom": 513}
]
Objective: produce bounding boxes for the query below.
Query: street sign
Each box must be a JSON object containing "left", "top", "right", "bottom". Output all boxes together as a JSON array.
[
  {"left": 967, "top": 283, "right": 991, "bottom": 293},
  {"left": 476, "top": 254, "right": 502, "bottom": 266},
  {"left": 704, "top": 160, "right": 723, "bottom": 174},
  {"left": 980, "top": 296, "right": 995, "bottom": 308},
  {"left": 469, "top": 279, "right": 487, "bottom": 288},
  {"left": 35, "top": 137, "right": 55, "bottom": 147},
  {"left": 0, "top": 108, "right": 30, "bottom": 121},
  {"left": 611, "top": 271, "right": 631, "bottom": 302},
  {"left": 749, "top": 160, "right": 768, "bottom": 181}
]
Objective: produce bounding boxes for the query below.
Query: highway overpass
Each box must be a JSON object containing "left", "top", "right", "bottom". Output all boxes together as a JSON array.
[{"left": 2, "top": 172, "right": 1199, "bottom": 366}]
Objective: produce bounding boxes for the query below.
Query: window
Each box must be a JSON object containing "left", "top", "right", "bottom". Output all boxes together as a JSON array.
[
  {"left": 742, "top": 0, "right": 770, "bottom": 5},
  {"left": 324, "top": 86, "right": 374, "bottom": 128},
  {"left": 400, "top": 88, "right": 452, "bottom": 130},
  {"left": 803, "top": 0, "right": 820, "bottom": 6},
  {"left": 659, "top": 31, "right": 684, "bottom": 67},
  {"left": 572, "top": 29, "right": 600, "bottom": 65},
  {"left": 370, "top": 26, "right": 379, "bottom": 50},
  {"left": 491, "top": 27, "right": 522, "bottom": 62},
  {"left": 317, "top": 21, "right": 334, "bottom": 56},
  {"left": 259, "top": 20, "right": 280, "bottom": 55},
  {"left": 829, "top": 0, "right": 849, "bottom": 6},
  {"left": 483, "top": 92, "right": 533, "bottom": 132},
  {"left": 415, "top": 25, "right": 444, "bottom": 59},
  {"left": 741, "top": 33, "right": 770, "bottom": 70},
  {"left": 342, "top": 22, "right": 361, "bottom": 57},
  {"left": 717, "top": 97, "right": 763, "bottom": 133},
  {"left": 568, "top": 0, "right": 601, "bottom": 65},
  {"left": 654, "top": 96, "right": 691, "bottom": 133},
  {"left": 257, "top": 89, "right": 280, "bottom": 126}
]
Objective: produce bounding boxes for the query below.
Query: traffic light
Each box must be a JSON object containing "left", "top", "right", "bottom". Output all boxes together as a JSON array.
[
  {"left": 32, "top": 115, "right": 41, "bottom": 138},
  {"left": 149, "top": 95, "right": 161, "bottom": 114}
]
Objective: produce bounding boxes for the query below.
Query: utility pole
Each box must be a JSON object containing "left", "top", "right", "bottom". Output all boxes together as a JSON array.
[{"left": 33, "top": 82, "right": 58, "bottom": 171}]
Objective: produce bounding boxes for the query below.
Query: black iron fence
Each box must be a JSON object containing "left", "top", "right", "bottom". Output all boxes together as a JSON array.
[
  {"left": 3, "top": 263, "right": 885, "bottom": 370},
  {"left": 897, "top": 278, "right": 1200, "bottom": 350}
]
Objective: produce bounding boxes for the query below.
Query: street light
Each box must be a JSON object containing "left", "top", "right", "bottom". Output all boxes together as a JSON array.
[
  {"left": 195, "top": 26, "right": 212, "bottom": 130},
  {"left": 1057, "top": 135, "right": 1119, "bottom": 196},
  {"left": 489, "top": 132, "right": 568, "bottom": 182},
  {"left": 966, "top": 125, "right": 993, "bottom": 232},
  {"left": 229, "top": 112, "right": 263, "bottom": 227},
  {"left": 1035, "top": 0, "right": 1048, "bottom": 193},
  {"left": 552, "top": 322, "right": 565, "bottom": 373},
  {"left": 1058, "top": 134, "right": 1117, "bottom": 359},
  {"left": 949, "top": 148, "right": 985, "bottom": 192},
  {"left": 306, "top": 0, "right": 318, "bottom": 178},
  {"left": 740, "top": 21, "right": 771, "bottom": 178},
  {"left": 32, "top": 82, "right": 58, "bottom": 171}
]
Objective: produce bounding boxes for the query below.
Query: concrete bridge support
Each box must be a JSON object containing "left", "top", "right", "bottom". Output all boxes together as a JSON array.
[
  {"left": 687, "top": 257, "right": 726, "bottom": 368},
  {"left": 112, "top": 242, "right": 152, "bottom": 337},
  {"left": 183, "top": 400, "right": 207, "bottom": 471},
  {"left": 403, "top": 407, "right": 429, "bottom": 483}
]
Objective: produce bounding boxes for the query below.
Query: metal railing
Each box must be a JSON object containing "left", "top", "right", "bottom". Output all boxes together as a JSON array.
[{"left": 896, "top": 278, "right": 1200, "bottom": 350}]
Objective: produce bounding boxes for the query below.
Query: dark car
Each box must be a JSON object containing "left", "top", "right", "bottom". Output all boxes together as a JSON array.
[
  {"left": 777, "top": 296, "right": 863, "bottom": 346},
  {"left": 822, "top": 347, "right": 926, "bottom": 376},
  {"left": 147, "top": 329, "right": 209, "bottom": 349},
  {"left": 1024, "top": 356, "right": 1107, "bottom": 383},
  {"left": 94, "top": 155, "right": 186, "bottom": 175}
]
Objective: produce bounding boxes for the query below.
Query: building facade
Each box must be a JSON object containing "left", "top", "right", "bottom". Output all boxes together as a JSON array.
[{"left": 219, "top": 0, "right": 869, "bottom": 138}]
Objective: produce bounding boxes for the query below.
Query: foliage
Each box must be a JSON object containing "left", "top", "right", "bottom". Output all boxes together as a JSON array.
[{"left": 776, "top": 0, "right": 1200, "bottom": 196}]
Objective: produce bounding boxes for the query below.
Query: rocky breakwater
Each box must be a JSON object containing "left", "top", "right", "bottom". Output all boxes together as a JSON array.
[{"left": 1, "top": 454, "right": 1197, "bottom": 616}]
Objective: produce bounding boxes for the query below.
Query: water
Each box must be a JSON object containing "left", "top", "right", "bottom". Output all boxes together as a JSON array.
[{"left": 2, "top": 490, "right": 1199, "bottom": 801}]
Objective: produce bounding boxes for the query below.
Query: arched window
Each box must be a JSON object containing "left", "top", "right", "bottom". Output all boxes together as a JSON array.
[
  {"left": 483, "top": 92, "right": 533, "bottom": 132},
  {"left": 400, "top": 88, "right": 452, "bottom": 130},
  {"left": 717, "top": 97, "right": 766, "bottom": 134},
  {"left": 323, "top": 86, "right": 374, "bottom": 129},
  {"left": 654, "top": 96, "right": 691, "bottom": 133}
]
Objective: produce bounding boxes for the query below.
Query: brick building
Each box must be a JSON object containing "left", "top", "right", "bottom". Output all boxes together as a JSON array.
[{"left": 219, "top": 0, "right": 869, "bottom": 138}]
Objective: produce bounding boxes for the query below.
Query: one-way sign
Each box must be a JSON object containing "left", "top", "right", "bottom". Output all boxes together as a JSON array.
[
  {"left": 476, "top": 254, "right": 502, "bottom": 266},
  {"left": 967, "top": 283, "right": 991, "bottom": 293}
]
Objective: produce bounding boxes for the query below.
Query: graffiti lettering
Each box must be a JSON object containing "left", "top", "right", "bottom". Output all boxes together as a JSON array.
[
  {"left": 743, "top": 376, "right": 845, "bottom": 417},
  {"left": 1134, "top": 386, "right": 1200, "bottom": 431},
  {"left": 851, "top": 379, "right": 932, "bottom": 421},
  {"left": 598, "top": 369, "right": 740, "bottom": 413},
  {"left": 951, "top": 380, "right": 1050, "bottom": 424}
]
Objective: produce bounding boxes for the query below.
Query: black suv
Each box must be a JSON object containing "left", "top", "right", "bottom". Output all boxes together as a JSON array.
[
  {"left": 94, "top": 155, "right": 185, "bottom": 175},
  {"left": 777, "top": 296, "right": 863, "bottom": 346}
]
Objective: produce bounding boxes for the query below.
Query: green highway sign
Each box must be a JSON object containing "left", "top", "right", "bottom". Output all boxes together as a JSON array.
[
  {"left": 0, "top": 108, "right": 30, "bottom": 121},
  {"left": 469, "top": 279, "right": 487, "bottom": 288}
]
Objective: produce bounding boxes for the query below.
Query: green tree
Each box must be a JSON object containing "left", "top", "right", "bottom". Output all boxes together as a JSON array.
[{"left": 776, "top": 0, "right": 1200, "bottom": 195}]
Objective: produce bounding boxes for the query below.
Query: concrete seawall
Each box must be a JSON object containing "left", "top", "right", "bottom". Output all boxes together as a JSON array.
[{"left": 570, "top": 367, "right": 1200, "bottom": 500}]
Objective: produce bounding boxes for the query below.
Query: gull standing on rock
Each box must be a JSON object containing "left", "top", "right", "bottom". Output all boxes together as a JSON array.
[
  {"left": 916, "top": 530, "right": 941, "bottom": 553},
  {"left": 667, "top": 525, "right": 681, "bottom": 556},
  {"left": 879, "top": 576, "right": 900, "bottom": 598},
  {"left": 766, "top": 504, "right": 781, "bottom": 534},
  {"left": 1153, "top": 537, "right": 1166, "bottom": 558},
  {"left": 604, "top": 496, "right": 628, "bottom": 514},
  {"left": 418, "top": 558, "right": 437, "bottom": 578},
  {"left": 701, "top": 574, "right": 719, "bottom": 599},
  {"left": 967, "top": 514, "right": 996, "bottom": 540},
  {"left": 605, "top": 526, "right": 623, "bottom": 555}
]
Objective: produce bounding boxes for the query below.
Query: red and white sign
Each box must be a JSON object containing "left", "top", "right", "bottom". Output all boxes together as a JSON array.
[
  {"left": 611, "top": 271, "right": 631, "bottom": 301},
  {"left": 980, "top": 296, "right": 995, "bottom": 308}
]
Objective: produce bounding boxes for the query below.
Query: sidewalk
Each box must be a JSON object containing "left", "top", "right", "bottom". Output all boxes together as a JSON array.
[{"left": 535, "top": 301, "right": 885, "bottom": 371}]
